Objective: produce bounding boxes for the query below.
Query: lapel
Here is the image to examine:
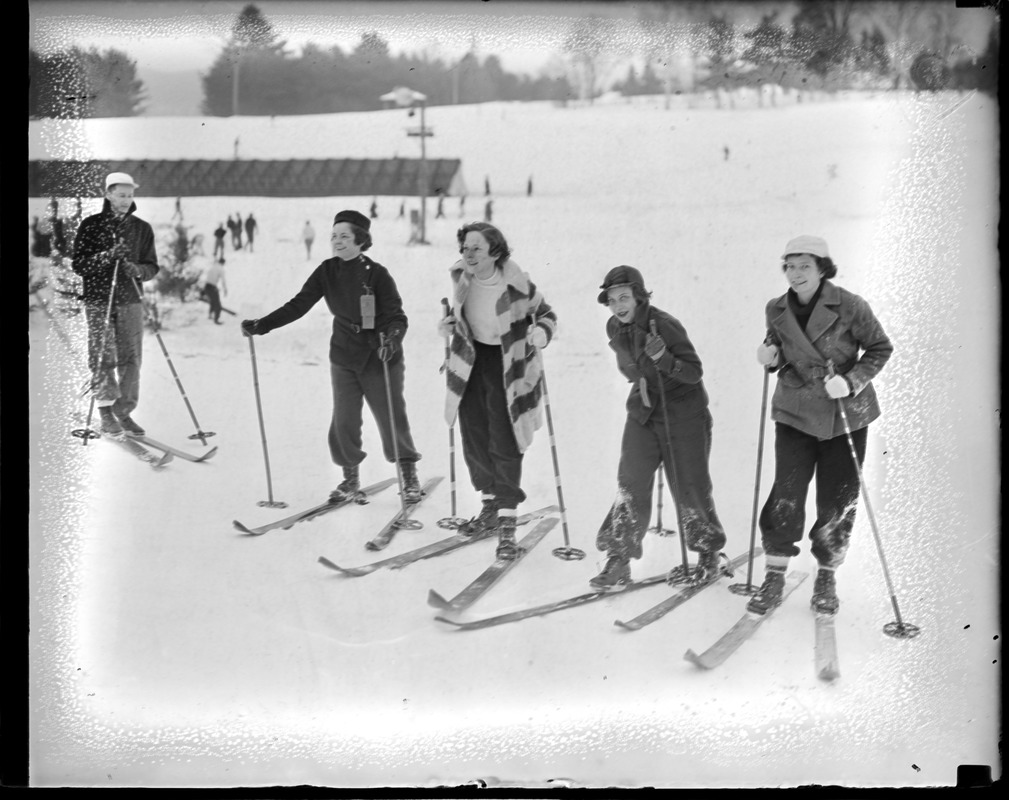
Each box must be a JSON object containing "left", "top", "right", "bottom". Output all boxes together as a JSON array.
[
  {"left": 803, "top": 281, "right": 840, "bottom": 344},
  {"left": 770, "top": 294, "right": 825, "bottom": 364}
]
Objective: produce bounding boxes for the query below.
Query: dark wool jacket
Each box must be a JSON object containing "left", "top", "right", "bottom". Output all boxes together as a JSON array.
[
  {"left": 607, "top": 302, "right": 709, "bottom": 425},
  {"left": 765, "top": 280, "right": 892, "bottom": 440},
  {"left": 72, "top": 200, "right": 159, "bottom": 305},
  {"left": 256, "top": 254, "right": 408, "bottom": 370}
]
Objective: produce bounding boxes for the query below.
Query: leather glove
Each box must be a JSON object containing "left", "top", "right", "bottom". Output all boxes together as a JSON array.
[
  {"left": 437, "top": 315, "right": 456, "bottom": 338},
  {"left": 757, "top": 343, "right": 780, "bottom": 367},
  {"left": 120, "top": 261, "right": 141, "bottom": 279},
  {"left": 529, "top": 325, "right": 548, "bottom": 349},
  {"left": 824, "top": 374, "right": 851, "bottom": 399},
  {"left": 644, "top": 331, "right": 666, "bottom": 362},
  {"left": 378, "top": 329, "right": 401, "bottom": 362},
  {"left": 240, "top": 319, "right": 260, "bottom": 337}
]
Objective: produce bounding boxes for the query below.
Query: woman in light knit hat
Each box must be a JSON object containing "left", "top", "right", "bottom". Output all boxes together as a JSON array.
[{"left": 749, "top": 235, "right": 892, "bottom": 616}]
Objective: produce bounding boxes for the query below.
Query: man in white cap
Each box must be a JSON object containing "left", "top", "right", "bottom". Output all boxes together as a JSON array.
[{"left": 72, "top": 172, "right": 160, "bottom": 437}]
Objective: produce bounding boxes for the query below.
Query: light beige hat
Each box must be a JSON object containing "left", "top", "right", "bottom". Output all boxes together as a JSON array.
[
  {"left": 105, "top": 172, "right": 139, "bottom": 190},
  {"left": 782, "top": 235, "right": 829, "bottom": 259}
]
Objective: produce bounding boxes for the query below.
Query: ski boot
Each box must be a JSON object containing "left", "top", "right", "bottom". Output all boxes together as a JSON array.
[
  {"left": 400, "top": 461, "right": 423, "bottom": 504},
  {"left": 590, "top": 554, "right": 632, "bottom": 591},
  {"left": 459, "top": 498, "right": 498, "bottom": 538},
  {"left": 117, "top": 415, "right": 145, "bottom": 437},
  {"left": 495, "top": 513, "right": 519, "bottom": 560},
  {"left": 98, "top": 407, "right": 123, "bottom": 436},
  {"left": 329, "top": 465, "right": 361, "bottom": 503},
  {"left": 810, "top": 567, "right": 839, "bottom": 615},
  {"left": 746, "top": 566, "right": 787, "bottom": 615}
]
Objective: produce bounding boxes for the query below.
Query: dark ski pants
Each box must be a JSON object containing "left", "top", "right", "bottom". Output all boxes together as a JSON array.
[
  {"left": 203, "top": 284, "right": 222, "bottom": 321},
  {"left": 597, "top": 407, "right": 726, "bottom": 561},
  {"left": 328, "top": 357, "right": 420, "bottom": 470},
  {"left": 85, "top": 301, "right": 145, "bottom": 418},
  {"left": 458, "top": 342, "right": 526, "bottom": 511},
  {"left": 759, "top": 422, "right": 867, "bottom": 567}
]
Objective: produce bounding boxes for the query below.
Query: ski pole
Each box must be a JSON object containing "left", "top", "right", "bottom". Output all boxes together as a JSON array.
[
  {"left": 437, "top": 298, "right": 466, "bottom": 530},
  {"left": 380, "top": 331, "right": 422, "bottom": 531},
  {"left": 730, "top": 366, "right": 770, "bottom": 596},
  {"left": 71, "top": 252, "right": 121, "bottom": 446},
  {"left": 129, "top": 277, "right": 216, "bottom": 445},
  {"left": 651, "top": 320, "right": 693, "bottom": 584},
  {"left": 245, "top": 334, "right": 286, "bottom": 508},
  {"left": 539, "top": 362, "right": 585, "bottom": 561},
  {"left": 649, "top": 468, "right": 676, "bottom": 536},
  {"left": 827, "top": 361, "right": 919, "bottom": 639}
]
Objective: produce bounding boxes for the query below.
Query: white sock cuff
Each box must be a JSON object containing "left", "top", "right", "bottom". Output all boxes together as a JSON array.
[
  {"left": 497, "top": 508, "right": 517, "bottom": 519},
  {"left": 481, "top": 492, "right": 496, "bottom": 503},
  {"left": 766, "top": 556, "right": 790, "bottom": 571}
]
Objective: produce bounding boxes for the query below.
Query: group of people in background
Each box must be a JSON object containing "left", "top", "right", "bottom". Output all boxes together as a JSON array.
[{"left": 60, "top": 173, "right": 893, "bottom": 620}]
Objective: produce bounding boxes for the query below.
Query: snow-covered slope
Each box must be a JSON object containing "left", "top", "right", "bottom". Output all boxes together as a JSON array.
[{"left": 28, "top": 92, "right": 999, "bottom": 788}]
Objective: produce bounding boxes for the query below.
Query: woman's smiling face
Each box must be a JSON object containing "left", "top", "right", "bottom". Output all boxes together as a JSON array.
[{"left": 606, "top": 285, "right": 637, "bottom": 323}]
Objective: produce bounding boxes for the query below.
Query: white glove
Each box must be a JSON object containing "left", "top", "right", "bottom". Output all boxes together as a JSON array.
[
  {"left": 824, "top": 374, "right": 851, "bottom": 399},
  {"left": 437, "top": 315, "right": 456, "bottom": 338},
  {"left": 756, "top": 343, "right": 780, "bottom": 367},
  {"left": 529, "top": 326, "right": 548, "bottom": 349}
]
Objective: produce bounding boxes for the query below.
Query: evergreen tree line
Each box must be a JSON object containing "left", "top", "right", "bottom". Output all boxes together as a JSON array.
[{"left": 28, "top": 2, "right": 998, "bottom": 120}]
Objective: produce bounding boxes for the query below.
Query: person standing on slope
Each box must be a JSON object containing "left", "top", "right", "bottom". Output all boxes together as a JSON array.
[
  {"left": 72, "top": 172, "right": 160, "bottom": 437},
  {"left": 591, "top": 266, "right": 728, "bottom": 591},
  {"left": 241, "top": 210, "right": 423, "bottom": 504},
  {"left": 748, "top": 235, "right": 892, "bottom": 616},
  {"left": 439, "top": 222, "right": 557, "bottom": 560}
]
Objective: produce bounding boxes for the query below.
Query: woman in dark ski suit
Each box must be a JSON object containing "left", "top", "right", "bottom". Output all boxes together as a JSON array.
[
  {"left": 591, "top": 266, "right": 727, "bottom": 591},
  {"left": 748, "top": 235, "right": 892, "bottom": 617},
  {"left": 241, "top": 209, "right": 423, "bottom": 503}
]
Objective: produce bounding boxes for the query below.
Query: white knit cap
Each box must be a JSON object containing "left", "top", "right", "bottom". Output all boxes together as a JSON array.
[
  {"left": 105, "top": 172, "right": 139, "bottom": 190},
  {"left": 782, "top": 235, "right": 829, "bottom": 259}
]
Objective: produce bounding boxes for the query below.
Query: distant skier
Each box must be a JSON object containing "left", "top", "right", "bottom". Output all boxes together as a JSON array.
[
  {"left": 233, "top": 212, "right": 243, "bottom": 250},
  {"left": 301, "top": 220, "right": 316, "bottom": 260},
  {"left": 171, "top": 196, "right": 184, "bottom": 222},
  {"left": 244, "top": 213, "right": 258, "bottom": 252},
  {"left": 484, "top": 199, "right": 493, "bottom": 223},
  {"left": 202, "top": 257, "right": 227, "bottom": 324},
  {"left": 484, "top": 176, "right": 491, "bottom": 196},
  {"left": 748, "top": 235, "right": 892, "bottom": 617},
  {"left": 213, "top": 222, "right": 227, "bottom": 261},
  {"left": 459, "top": 195, "right": 466, "bottom": 219},
  {"left": 435, "top": 193, "right": 445, "bottom": 219},
  {"left": 723, "top": 146, "right": 730, "bottom": 161},
  {"left": 527, "top": 176, "right": 533, "bottom": 197},
  {"left": 398, "top": 200, "right": 406, "bottom": 220},
  {"left": 590, "top": 266, "right": 727, "bottom": 591},
  {"left": 369, "top": 198, "right": 378, "bottom": 219}
]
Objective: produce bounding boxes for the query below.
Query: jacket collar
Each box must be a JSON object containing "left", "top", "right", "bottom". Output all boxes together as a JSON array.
[{"left": 771, "top": 280, "right": 840, "bottom": 353}]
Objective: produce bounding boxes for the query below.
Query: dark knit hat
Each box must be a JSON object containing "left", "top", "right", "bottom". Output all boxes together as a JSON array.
[
  {"left": 597, "top": 265, "right": 646, "bottom": 304},
  {"left": 333, "top": 209, "right": 371, "bottom": 231}
]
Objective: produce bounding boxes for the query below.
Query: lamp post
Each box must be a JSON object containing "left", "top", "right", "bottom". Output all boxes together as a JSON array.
[{"left": 381, "top": 87, "right": 432, "bottom": 244}]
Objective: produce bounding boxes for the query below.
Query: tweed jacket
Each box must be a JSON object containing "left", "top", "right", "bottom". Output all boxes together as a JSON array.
[
  {"left": 73, "top": 199, "right": 159, "bottom": 305},
  {"left": 444, "top": 258, "right": 558, "bottom": 452},
  {"left": 765, "top": 280, "right": 892, "bottom": 439}
]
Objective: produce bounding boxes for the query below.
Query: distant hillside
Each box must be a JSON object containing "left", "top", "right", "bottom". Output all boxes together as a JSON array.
[{"left": 140, "top": 69, "right": 203, "bottom": 117}]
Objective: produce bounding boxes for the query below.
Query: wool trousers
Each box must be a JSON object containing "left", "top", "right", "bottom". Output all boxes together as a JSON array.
[
  {"left": 458, "top": 342, "right": 526, "bottom": 511},
  {"left": 597, "top": 405, "right": 726, "bottom": 561},
  {"left": 85, "top": 301, "right": 145, "bottom": 418},
  {"left": 328, "top": 356, "right": 420, "bottom": 469},
  {"left": 759, "top": 422, "right": 867, "bottom": 567}
]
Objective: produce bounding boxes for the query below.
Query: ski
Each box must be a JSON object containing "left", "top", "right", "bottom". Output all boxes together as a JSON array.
[
  {"left": 105, "top": 432, "right": 174, "bottom": 469},
  {"left": 133, "top": 434, "right": 218, "bottom": 462},
  {"left": 814, "top": 613, "right": 841, "bottom": 681},
  {"left": 364, "top": 477, "right": 444, "bottom": 551},
  {"left": 435, "top": 574, "right": 671, "bottom": 632},
  {"left": 683, "top": 570, "right": 809, "bottom": 670},
  {"left": 613, "top": 549, "right": 758, "bottom": 631},
  {"left": 317, "top": 505, "right": 559, "bottom": 577},
  {"left": 427, "top": 517, "right": 558, "bottom": 617},
  {"left": 233, "top": 477, "right": 398, "bottom": 536}
]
